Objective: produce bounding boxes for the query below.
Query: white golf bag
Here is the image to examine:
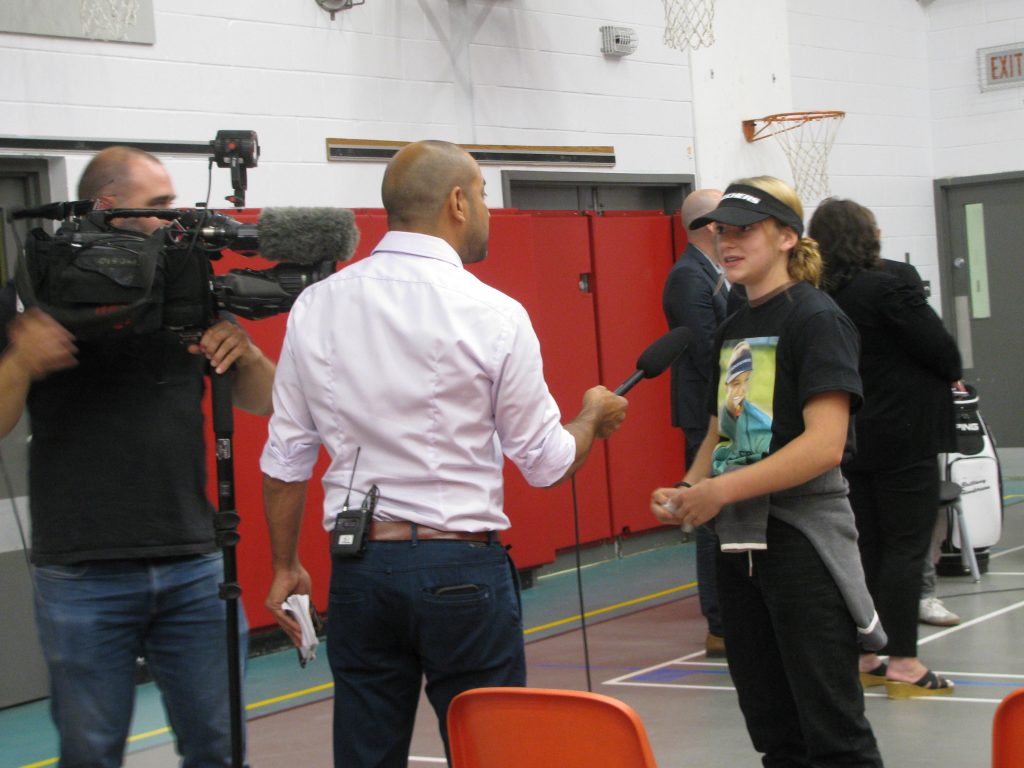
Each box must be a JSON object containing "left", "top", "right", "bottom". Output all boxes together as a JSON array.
[{"left": 937, "top": 385, "right": 1003, "bottom": 576}]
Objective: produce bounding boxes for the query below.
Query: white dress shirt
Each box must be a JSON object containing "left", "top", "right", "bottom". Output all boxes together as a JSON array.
[{"left": 260, "top": 230, "right": 576, "bottom": 533}]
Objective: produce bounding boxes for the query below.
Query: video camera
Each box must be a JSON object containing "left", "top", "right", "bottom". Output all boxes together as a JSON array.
[{"left": 10, "top": 132, "right": 359, "bottom": 341}]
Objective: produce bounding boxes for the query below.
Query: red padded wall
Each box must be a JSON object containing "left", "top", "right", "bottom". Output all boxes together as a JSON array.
[
  {"left": 469, "top": 211, "right": 611, "bottom": 567},
  {"left": 588, "top": 213, "right": 684, "bottom": 535},
  {"left": 671, "top": 210, "right": 689, "bottom": 259}
]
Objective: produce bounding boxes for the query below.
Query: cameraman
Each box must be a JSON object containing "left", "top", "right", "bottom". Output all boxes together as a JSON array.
[{"left": 0, "top": 146, "right": 275, "bottom": 768}]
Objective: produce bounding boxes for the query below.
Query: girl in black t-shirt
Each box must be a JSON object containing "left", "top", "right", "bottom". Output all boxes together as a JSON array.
[{"left": 650, "top": 177, "right": 883, "bottom": 767}]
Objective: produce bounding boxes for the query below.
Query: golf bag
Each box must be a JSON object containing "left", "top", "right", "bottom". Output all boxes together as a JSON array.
[{"left": 937, "top": 385, "right": 1003, "bottom": 576}]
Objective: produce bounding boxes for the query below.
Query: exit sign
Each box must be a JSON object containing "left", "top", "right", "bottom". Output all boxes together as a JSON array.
[{"left": 979, "top": 43, "right": 1024, "bottom": 91}]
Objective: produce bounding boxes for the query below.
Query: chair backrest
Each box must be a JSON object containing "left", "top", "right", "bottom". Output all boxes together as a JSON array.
[
  {"left": 994, "top": 688, "right": 1024, "bottom": 768},
  {"left": 447, "top": 687, "right": 659, "bottom": 768}
]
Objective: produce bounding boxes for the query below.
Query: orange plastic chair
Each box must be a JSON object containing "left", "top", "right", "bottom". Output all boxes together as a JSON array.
[
  {"left": 993, "top": 688, "right": 1024, "bottom": 767},
  {"left": 447, "top": 687, "right": 659, "bottom": 768}
]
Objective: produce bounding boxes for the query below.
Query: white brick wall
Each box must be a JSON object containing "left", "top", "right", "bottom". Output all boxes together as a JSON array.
[
  {"left": 929, "top": 0, "right": 1024, "bottom": 178},
  {"left": 1, "top": 0, "right": 1022, "bottom": 285},
  {"left": 0, "top": 0, "right": 693, "bottom": 205}
]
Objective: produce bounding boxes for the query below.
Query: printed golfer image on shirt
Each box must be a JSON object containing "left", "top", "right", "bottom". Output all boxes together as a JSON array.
[{"left": 712, "top": 337, "right": 778, "bottom": 475}]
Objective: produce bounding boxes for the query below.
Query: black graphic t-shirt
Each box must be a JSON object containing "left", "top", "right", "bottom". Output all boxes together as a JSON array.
[{"left": 706, "top": 281, "right": 863, "bottom": 473}]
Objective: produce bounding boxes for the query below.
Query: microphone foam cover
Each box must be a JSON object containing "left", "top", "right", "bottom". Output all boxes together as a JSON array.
[
  {"left": 258, "top": 207, "right": 360, "bottom": 264},
  {"left": 637, "top": 326, "right": 693, "bottom": 378}
]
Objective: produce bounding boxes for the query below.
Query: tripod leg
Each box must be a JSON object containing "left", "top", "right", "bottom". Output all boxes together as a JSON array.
[{"left": 210, "top": 367, "right": 245, "bottom": 768}]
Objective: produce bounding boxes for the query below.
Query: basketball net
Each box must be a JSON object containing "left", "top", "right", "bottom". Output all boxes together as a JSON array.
[
  {"left": 80, "top": 0, "right": 140, "bottom": 41},
  {"left": 663, "top": 0, "right": 715, "bottom": 51},
  {"left": 742, "top": 111, "right": 845, "bottom": 203}
]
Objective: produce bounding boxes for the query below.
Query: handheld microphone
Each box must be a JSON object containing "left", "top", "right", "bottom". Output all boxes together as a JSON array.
[
  {"left": 614, "top": 326, "right": 693, "bottom": 396},
  {"left": 195, "top": 207, "right": 360, "bottom": 264}
]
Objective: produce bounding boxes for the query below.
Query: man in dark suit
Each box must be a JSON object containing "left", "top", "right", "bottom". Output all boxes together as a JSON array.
[{"left": 662, "top": 188, "right": 729, "bottom": 656}]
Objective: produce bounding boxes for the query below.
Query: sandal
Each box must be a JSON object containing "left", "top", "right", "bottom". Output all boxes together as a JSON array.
[
  {"left": 859, "top": 662, "right": 888, "bottom": 688},
  {"left": 885, "top": 669, "right": 955, "bottom": 699}
]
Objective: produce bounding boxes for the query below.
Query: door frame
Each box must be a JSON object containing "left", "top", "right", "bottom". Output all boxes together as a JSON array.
[
  {"left": 0, "top": 156, "right": 65, "bottom": 281},
  {"left": 501, "top": 170, "right": 694, "bottom": 214}
]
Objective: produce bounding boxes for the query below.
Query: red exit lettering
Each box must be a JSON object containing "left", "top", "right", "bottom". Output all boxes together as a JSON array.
[{"left": 989, "top": 51, "right": 1024, "bottom": 81}]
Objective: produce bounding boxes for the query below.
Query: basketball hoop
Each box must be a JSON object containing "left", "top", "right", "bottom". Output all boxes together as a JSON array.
[
  {"left": 742, "top": 111, "right": 845, "bottom": 203},
  {"left": 80, "top": 0, "right": 140, "bottom": 41},
  {"left": 662, "top": 0, "right": 715, "bottom": 51}
]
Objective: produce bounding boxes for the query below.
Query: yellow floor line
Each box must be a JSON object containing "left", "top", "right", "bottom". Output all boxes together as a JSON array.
[
  {"left": 524, "top": 581, "right": 697, "bottom": 635},
  {"left": 248, "top": 681, "right": 336, "bottom": 709}
]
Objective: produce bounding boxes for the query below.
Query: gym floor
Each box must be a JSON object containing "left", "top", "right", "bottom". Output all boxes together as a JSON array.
[{"left": 4, "top": 479, "right": 1023, "bottom": 768}]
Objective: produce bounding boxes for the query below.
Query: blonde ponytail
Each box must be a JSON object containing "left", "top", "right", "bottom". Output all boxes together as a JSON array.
[{"left": 788, "top": 235, "right": 823, "bottom": 287}]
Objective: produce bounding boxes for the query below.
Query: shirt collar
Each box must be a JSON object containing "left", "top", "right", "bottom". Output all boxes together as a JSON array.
[{"left": 372, "top": 230, "right": 464, "bottom": 269}]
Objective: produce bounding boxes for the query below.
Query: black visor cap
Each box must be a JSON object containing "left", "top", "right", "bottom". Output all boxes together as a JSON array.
[{"left": 689, "top": 183, "right": 804, "bottom": 237}]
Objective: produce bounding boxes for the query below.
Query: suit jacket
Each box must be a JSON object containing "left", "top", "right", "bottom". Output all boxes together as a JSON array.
[{"left": 662, "top": 244, "right": 729, "bottom": 429}]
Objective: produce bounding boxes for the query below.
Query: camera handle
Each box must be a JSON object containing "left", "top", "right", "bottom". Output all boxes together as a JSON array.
[
  {"left": 224, "top": 159, "right": 249, "bottom": 208},
  {"left": 209, "top": 367, "right": 245, "bottom": 768}
]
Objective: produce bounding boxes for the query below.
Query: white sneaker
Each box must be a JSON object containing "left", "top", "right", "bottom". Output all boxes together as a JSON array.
[{"left": 919, "top": 597, "right": 961, "bottom": 626}]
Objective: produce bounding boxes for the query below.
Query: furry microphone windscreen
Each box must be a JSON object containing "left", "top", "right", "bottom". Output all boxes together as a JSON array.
[{"left": 257, "top": 207, "right": 360, "bottom": 264}]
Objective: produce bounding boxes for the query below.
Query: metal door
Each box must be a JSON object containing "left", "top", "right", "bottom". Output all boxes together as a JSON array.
[
  {"left": 943, "top": 175, "right": 1024, "bottom": 450},
  {"left": 0, "top": 165, "right": 52, "bottom": 707}
]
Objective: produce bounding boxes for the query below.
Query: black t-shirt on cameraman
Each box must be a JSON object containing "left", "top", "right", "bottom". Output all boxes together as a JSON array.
[{"left": 1, "top": 286, "right": 216, "bottom": 565}]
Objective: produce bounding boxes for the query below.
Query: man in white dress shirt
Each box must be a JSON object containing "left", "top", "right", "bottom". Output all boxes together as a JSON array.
[{"left": 260, "top": 139, "right": 628, "bottom": 767}]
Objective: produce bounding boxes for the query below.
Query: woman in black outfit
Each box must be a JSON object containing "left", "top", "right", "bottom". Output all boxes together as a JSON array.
[{"left": 810, "top": 198, "right": 962, "bottom": 698}]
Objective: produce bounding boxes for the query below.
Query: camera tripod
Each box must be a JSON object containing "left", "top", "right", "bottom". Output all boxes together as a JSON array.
[{"left": 209, "top": 366, "right": 246, "bottom": 768}]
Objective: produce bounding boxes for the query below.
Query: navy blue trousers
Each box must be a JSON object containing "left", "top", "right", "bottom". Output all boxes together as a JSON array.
[
  {"left": 327, "top": 538, "right": 525, "bottom": 767},
  {"left": 717, "top": 517, "right": 883, "bottom": 767}
]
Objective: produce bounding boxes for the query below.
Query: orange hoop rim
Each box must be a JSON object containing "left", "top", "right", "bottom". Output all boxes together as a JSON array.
[{"left": 742, "top": 110, "right": 846, "bottom": 142}]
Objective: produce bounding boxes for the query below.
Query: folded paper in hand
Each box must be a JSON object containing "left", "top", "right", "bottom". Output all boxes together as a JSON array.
[{"left": 282, "top": 594, "right": 320, "bottom": 667}]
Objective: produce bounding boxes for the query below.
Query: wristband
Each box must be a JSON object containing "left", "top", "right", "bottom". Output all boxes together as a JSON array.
[{"left": 673, "top": 481, "right": 692, "bottom": 488}]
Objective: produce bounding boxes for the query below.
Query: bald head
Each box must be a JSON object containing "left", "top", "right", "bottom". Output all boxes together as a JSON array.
[
  {"left": 682, "top": 188, "right": 722, "bottom": 255},
  {"left": 381, "top": 140, "right": 479, "bottom": 231},
  {"left": 380, "top": 140, "right": 490, "bottom": 264},
  {"left": 682, "top": 188, "right": 722, "bottom": 229},
  {"left": 78, "top": 146, "right": 162, "bottom": 201},
  {"left": 78, "top": 146, "right": 176, "bottom": 234}
]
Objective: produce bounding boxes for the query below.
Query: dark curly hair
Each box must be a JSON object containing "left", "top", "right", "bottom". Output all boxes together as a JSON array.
[{"left": 808, "top": 198, "right": 881, "bottom": 295}]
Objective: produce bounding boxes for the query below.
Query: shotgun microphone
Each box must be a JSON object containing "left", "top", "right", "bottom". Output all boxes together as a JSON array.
[
  {"left": 613, "top": 326, "right": 693, "bottom": 396},
  {"left": 192, "top": 207, "right": 360, "bottom": 264}
]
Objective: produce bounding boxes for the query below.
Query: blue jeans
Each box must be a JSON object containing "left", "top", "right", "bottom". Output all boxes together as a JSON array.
[
  {"left": 327, "top": 539, "right": 525, "bottom": 768},
  {"left": 717, "top": 517, "right": 882, "bottom": 767},
  {"left": 32, "top": 553, "right": 248, "bottom": 768}
]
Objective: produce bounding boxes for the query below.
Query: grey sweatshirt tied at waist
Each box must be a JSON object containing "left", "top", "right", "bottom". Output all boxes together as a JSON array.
[{"left": 709, "top": 466, "right": 887, "bottom": 652}]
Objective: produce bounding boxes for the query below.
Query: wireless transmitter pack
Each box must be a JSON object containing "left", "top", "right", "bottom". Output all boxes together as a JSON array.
[
  {"left": 330, "top": 449, "right": 379, "bottom": 558},
  {"left": 331, "top": 484, "right": 379, "bottom": 558}
]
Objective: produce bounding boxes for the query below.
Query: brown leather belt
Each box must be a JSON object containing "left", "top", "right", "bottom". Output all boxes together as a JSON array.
[{"left": 368, "top": 521, "right": 495, "bottom": 543}]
